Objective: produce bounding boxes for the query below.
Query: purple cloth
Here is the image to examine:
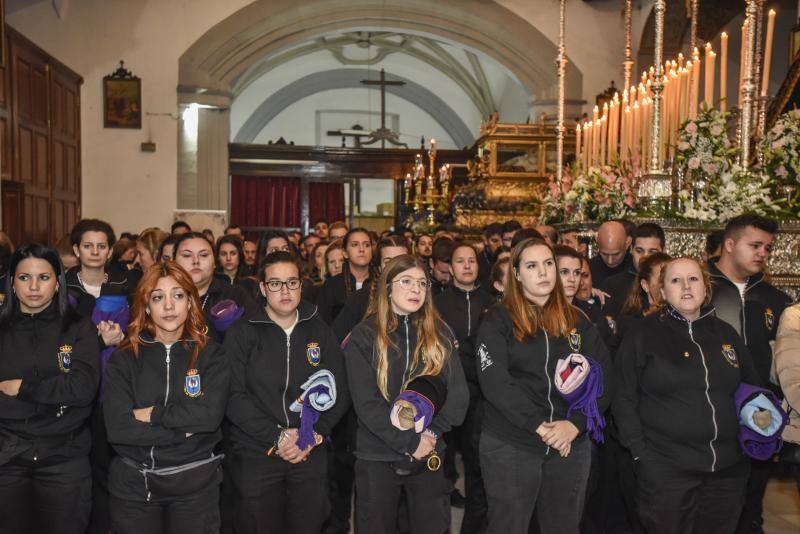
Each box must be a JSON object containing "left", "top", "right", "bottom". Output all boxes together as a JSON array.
[
  {"left": 91, "top": 296, "right": 130, "bottom": 403},
  {"left": 733, "top": 383, "right": 788, "bottom": 460},
  {"left": 556, "top": 356, "right": 606, "bottom": 443},
  {"left": 390, "top": 390, "right": 436, "bottom": 433},
  {"left": 209, "top": 299, "right": 243, "bottom": 333},
  {"left": 296, "top": 384, "right": 329, "bottom": 451}
]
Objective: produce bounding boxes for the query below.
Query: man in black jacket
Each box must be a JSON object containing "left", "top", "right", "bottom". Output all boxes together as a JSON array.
[
  {"left": 708, "top": 214, "right": 792, "bottom": 534},
  {"left": 589, "top": 221, "right": 633, "bottom": 287},
  {"left": 599, "top": 222, "right": 665, "bottom": 325},
  {"left": 477, "top": 223, "right": 504, "bottom": 286},
  {"left": 435, "top": 242, "right": 495, "bottom": 525}
]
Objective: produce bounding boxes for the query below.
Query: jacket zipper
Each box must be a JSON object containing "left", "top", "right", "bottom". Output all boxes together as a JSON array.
[
  {"left": 687, "top": 321, "right": 718, "bottom": 472},
  {"left": 282, "top": 333, "right": 291, "bottom": 427},
  {"left": 543, "top": 331, "right": 554, "bottom": 455},
  {"left": 147, "top": 344, "right": 172, "bottom": 501},
  {"left": 466, "top": 291, "right": 472, "bottom": 337},
  {"left": 402, "top": 316, "right": 411, "bottom": 386}
]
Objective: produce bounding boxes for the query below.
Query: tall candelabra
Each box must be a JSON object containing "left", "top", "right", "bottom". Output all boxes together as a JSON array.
[
  {"left": 739, "top": 0, "right": 758, "bottom": 169},
  {"left": 639, "top": 0, "right": 673, "bottom": 213},
  {"left": 402, "top": 139, "right": 451, "bottom": 226},
  {"left": 556, "top": 0, "right": 567, "bottom": 184}
]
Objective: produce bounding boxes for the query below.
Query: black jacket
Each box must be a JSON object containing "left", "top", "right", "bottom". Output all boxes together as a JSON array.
[
  {"left": 599, "top": 267, "right": 639, "bottom": 321},
  {"left": 708, "top": 260, "right": 791, "bottom": 387},
  {"left": 574, "top": 297, "right": 618, "bottom": 353},
  {"left": 332, "top": 285, "right": 372, "bottom": 343},
  {"left": 104, "top": 335, "right": 229, "bottom": 500},
  {"left": 475, "top": 305, "right": 613, "bottom": 454},
  {"left": 65, "top": 265, "right": 140, "bottom": 317},
  {"left": 434, "top": 285, "right": 495, "bottom": 394},
  {"left": 345, "top": 314, "right": 468, "bottom": 461},
  {"left": 316, "top": 268, "right": 372, "bottom": 325},
  {"left": 589, "top": 253, "right": 633, "bottom": 288},
  {"left": 0, "top": 302, "right": 100, "bottom": 464},
  {"left": 613, "top": 305, "right": 760, "bottom": 473},
  {"left": 223, "top": 300, "right": 350, "bottom": 454},
  {"left": 201, "top": 277, "right": 257, "bottom": 342}
]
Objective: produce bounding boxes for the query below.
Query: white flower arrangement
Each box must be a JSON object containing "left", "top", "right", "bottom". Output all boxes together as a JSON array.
[
  {"left": 761, "top": 109, "right": 800, "bottom": 186},
  {"left": 679, "top": 165, "right": 784, "bottom": 223}
]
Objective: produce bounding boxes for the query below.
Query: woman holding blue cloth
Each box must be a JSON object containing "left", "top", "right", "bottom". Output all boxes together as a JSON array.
[{"left": 613, "top": 257, "right": 767, "bottom": 534}]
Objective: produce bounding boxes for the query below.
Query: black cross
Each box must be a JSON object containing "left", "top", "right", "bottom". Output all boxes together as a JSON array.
[{"left": 361, "top": 69, "right": 406, "bottom": 148}]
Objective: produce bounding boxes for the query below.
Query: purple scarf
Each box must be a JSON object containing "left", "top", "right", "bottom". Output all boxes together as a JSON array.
[
  {"left": 390, "top": 390, "right": 436, "bottom": 433},
  {"left": 554, "top": 354, "right": 605, "bottom": 443},
  {"left": 734, "top": 383, "right": 788, "bottom": 460},
  {"left": 296, "top": 384, "right": 330, "bottom": 450},
  {"left": 91, "top": 295, "right": 130, "bottom": 403},
  {"left": 208, "top": 299, "right": 244, "bottom": 333}
]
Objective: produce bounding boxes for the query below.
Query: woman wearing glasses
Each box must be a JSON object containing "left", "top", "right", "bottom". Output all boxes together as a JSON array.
[
  {"left": 345, "top": 254, "right": 468, "bottom": 534},
  {"left": 224, "top": 251, "right": 350, "bottom": 534}
]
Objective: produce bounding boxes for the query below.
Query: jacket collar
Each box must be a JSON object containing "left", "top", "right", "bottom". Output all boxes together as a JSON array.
[
  {"left": 12, "top": 299, "right": 60, "bottom": 323},
  {"left": 447, "top": 284, "right": 482, "bottom": 296},
  {"left": 663, "top": 303, "right": 716, "bottom": 325},
  {"left": 248, "top": 299, "right": 318, "bottom": 325},
  {"left": 707, "top": 257, "right": 764, "bottom": 291},
  {"left": 137, "top": 330, "right": 195, "bottom": 345}
]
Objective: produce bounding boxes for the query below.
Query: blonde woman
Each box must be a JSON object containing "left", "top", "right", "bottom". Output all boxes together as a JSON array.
[
  {"left": 135, "top": 228, "right": 169, "bottom": 271},
  {"left": 345, "top": 254, "right": 467, "bottom": 534}
]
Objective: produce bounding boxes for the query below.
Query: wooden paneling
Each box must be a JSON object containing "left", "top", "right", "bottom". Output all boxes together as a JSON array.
[{"left": 0, "top": 26, "right": 82, "bottom": 245}]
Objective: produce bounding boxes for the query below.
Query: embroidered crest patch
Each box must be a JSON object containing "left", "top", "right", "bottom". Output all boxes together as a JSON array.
[
  {"left": 568, "top": 329, "right": 581, "bottom": 352},
  {"left": 307, "top": 342, "right": 321, "bottom": 366},
  {"left": 478, "top": 343, "right": 493, "bottom": 371},
  {"left": 721, "top": 344, "right": 739, "bottom": 368},
  {"left": 57, "top": 345, "right": 72, "bottom": 372},
  {"left": 764, "top": 308, "right": 774, "bottom": 330},
  {"left": 184, "top": 369, "right": 202, "bottom": 397}
]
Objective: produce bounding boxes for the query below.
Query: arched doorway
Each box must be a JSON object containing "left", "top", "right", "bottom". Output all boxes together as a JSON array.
[{"left": 176, "top": 0, "right": 585, "bottom": 220}]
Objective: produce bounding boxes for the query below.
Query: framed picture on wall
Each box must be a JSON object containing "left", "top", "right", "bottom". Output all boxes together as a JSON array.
[{"left": 103, "top": 61, "right": 141, "bottom": 129}]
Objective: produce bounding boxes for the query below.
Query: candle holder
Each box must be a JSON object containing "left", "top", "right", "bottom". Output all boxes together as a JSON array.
[
  {"left": 639, "top": 0, "right": 673, "bottom": 215},
  {"left": 401, "top": 139, "right": 452, "bottom": 228}
]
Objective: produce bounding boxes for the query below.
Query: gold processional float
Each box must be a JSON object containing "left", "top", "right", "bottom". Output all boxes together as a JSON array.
[{"left": 398, "top": 0, "right": 800, "bottom": 297}]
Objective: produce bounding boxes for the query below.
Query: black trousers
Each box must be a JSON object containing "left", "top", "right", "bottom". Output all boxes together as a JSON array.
[
  {"left": 110, "top": 483, "right": 220, "bottom": 534},
  {"left": 88, "top": 406, "right": 114, "bottom": 534},
  {"left": 354, "top": 458, "right": 450, "bottom": 534},
  {"left": 636, "top": 454, "right": 749, "bottom": 534},
  {"left": 735, "top": 458, "right": 772, "bottom": 534},
  {"left": 460, "top": 398, "right": 487, "bottom": 534},
  {"left": 480, "top": 432, "right": 591, "bottom": 534},
  {"left": 323, "top": 408, "right": 357, "bottom": 534},
  {"left": 0, "top": 455, "right": 92, "bottom": 534},
  {"left": 230, "top": 444, "right": 329, "bottom": 534}
]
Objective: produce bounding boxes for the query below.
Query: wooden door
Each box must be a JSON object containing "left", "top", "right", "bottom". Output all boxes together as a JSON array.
[
  {"left": 49, "top": 66, "right": 81, "bottom": 241},
  {"left": 0, "top": 32, "right": 11, "bottom": 184},
  {"left": 10, "top": 36, "right": 50, "bottom": 244}
]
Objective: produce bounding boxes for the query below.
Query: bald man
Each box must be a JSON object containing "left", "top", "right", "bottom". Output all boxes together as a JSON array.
[{"left": 589, "top": 221, "right": 633, "bottom": 286}]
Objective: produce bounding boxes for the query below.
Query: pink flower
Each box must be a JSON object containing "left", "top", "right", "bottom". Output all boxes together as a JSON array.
[
  {"left": 685, "top": 122, "right": 698, "bottom": 135},
  {"left": 688, "top": 157, "right": 701, "bottom": 170},
  {"left": 702, "top": 163, "right": 718, "bottom": 175},
  {"left": 776, "top": 166, "right": 788, "bottom": 178},
  {"left": 624, "top": 195, "right": 635, "bottom": 208},
  {"left": 678, "top": 141, "right": 691, "bottom": 151},
  {"left": 710, "top": 125, "right": 724, "bottom": 137}
]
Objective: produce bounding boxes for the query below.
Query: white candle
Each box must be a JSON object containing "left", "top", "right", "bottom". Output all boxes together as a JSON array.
[
  {"left": 720, "top": 32, "right": 728, "bottom": 111},
  {"left": 576, "top": 123, "right": 582, "bottom": 166},
  {"left": 704, "top": 43, "right": 714, "bottom": 107},
  {"left": 762, "top": 9, "right": 776, "bottom": 96}
]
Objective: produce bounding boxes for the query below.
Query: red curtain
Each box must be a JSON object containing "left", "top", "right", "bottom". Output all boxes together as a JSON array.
[
  {"left": 308, "top": 182, "right": 345, "bottom": 223},
  {"left": 230, "top": 175, "right": 301, "bottom": 228}
]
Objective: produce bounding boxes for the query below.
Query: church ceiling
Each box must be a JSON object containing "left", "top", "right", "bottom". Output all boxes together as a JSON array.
[{"left": 231, "top": 31, "right": 498, "bottom": 117}]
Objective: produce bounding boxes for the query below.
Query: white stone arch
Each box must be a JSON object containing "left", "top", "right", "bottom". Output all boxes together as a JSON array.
[{"left": 176, "top": 0, "right": 585, "bottom": 211}]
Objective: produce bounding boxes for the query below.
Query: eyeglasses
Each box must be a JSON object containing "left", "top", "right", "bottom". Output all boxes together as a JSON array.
[
  {"left": 393, "top": 277, "right": 429, "bottom": 291},
  {"left": 265, "top": 278, "right": 302, "bottom": 292}
]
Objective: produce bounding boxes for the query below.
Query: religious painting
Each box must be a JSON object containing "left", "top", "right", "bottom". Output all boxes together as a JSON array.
[{"left": 103, "top": 61, "right": 141, "bottom": 129}]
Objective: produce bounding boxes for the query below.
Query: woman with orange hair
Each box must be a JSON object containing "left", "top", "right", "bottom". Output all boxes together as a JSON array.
[{"left": 103, "top": 261, "right": 230, "bottom": 533}]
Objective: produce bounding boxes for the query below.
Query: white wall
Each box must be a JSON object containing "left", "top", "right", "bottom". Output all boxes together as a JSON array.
[
  {"left": 4, "top": 0, "right": 661, "bottom": 233},
  {"left": 251, "top": 88, "right": 458, "bottom": 149}
]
